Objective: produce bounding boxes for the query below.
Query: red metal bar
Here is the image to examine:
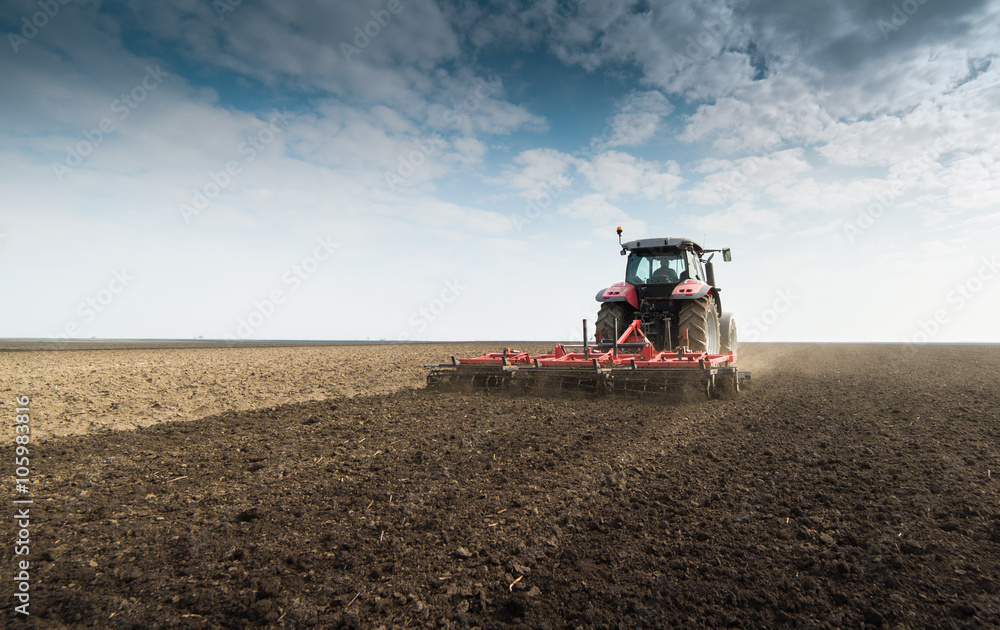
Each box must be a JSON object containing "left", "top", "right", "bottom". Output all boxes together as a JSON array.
[{"left": 453, "top": 320, "right": 737, "bottom": 371}]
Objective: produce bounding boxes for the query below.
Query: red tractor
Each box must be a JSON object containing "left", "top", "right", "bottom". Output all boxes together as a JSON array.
[
  {"left": 426, "top": 228, "right": 749, "bottom": 399},
  {"left": 595, "top": 228, "right": 737, "bottom": 354}
]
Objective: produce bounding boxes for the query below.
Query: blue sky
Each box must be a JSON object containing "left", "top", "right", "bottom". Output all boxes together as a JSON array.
[{"left": 1, "top": 0, "right": 998, "bottom": 342}]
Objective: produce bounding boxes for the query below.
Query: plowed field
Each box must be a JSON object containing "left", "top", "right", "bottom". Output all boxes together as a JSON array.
[{"left": 2, "top": 343, "right": 998, "bottom": 628}]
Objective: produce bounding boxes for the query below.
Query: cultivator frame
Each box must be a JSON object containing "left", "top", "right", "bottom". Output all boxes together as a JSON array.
[{"left": 426, "top": 319, "right": 751, "bottom": 401}]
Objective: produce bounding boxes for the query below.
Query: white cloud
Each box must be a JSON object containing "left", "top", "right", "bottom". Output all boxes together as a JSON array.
[
  {"left": 487, "top": 148, "right": 577, "bottom": 199},
  {"left": 450, "top": 136, "right": 488, "bottom": 165},
  {"left": 558, "top": 193, "right": 647, "bottom": 236},
  {"left": 578, "top": 151, "right": 683, "bottom": 200},
  {"left": 400, "top": 200, "right": 513, "bottom": 234},
  {"left": 792, "top": 219, "right": 844, "bottom": 238},
  {"left": 657, "top": 51, "right": 757, "bottom": 102},
  {"left": 128, "top": 1, "right": 462, "bottom": 99},
  {"left": 547, "top": 0, "right": 756, "bottom": 100},
  {"left": 681, "top": 202, "right": 782, "bottom": 235},
  {"left": 605, "top": 90, "right": 673, "bottom": 147},
  {"left": 688, "top": 149, "right": 813, "bottom": 205},
  {"left": 425, "top": 70, "right": 547, "bottom": 136},
  {"left": 679, "top": 74, "right": 835, "bottom": 152},
  {"left": 939, "top": 150, "right": 1000, "bottom": 210}
]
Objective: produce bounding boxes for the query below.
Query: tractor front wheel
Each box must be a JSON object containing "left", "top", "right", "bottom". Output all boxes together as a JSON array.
[{"left": 678, "top": 294, "right": 721, "bottom": 353}]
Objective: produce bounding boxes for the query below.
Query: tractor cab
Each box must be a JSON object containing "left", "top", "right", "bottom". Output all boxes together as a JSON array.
[
  {"left": 595, "top": 229, "right": 734, "bottom": 352},
  {"left": 623, "top": 239, "right": 707, "bottom": 302},
  {"left": 626, "top": 246, "right": 704, "bottom": 286}
]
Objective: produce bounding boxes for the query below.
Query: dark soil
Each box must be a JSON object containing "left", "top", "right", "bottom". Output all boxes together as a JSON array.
[{"left": 3, "top": 344, "right": 999, "bottom": 629}]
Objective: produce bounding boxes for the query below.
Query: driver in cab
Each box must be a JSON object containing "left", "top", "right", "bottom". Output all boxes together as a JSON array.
[{"left": 651, "top": 258, "right": 679, "bottom": 283}]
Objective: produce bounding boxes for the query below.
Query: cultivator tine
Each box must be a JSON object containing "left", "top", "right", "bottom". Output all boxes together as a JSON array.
[
  {"left": 428, "top": 366, "right": 717, "bottom": 402},
  {"left": 605, "top": 370, "right": 713, "bottom": 402},
  {"left": 427, "top": 366, "right": 512, "bottom": 391}
]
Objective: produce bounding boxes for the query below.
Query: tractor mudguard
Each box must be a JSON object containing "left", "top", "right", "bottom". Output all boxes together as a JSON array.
[
  {"left": 670, "top": 279, "right": 712, "bottom": 301},
  {"left": 595, "top": 282, "right": 639, "bottom": 309}
]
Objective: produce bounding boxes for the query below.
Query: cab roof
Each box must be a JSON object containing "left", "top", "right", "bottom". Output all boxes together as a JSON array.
[{"left": 625, "top": 237, "right": 703, "bottom": 254}]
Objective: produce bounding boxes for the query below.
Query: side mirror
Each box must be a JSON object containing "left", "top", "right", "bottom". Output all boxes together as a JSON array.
[{"left": 722, "top": 248, "right": 732, "bottom": 262}]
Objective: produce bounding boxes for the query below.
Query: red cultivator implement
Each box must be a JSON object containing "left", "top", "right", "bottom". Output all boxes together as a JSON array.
[{"left": 427, "top": 318, "right": 751, "bottom": 401}]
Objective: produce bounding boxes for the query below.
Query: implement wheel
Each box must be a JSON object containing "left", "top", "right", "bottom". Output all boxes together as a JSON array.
[{"left": 679, "top": 294, "right": 721, "bottom": 353}]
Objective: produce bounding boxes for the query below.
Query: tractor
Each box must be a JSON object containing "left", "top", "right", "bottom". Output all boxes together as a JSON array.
[
  {"left": 595, "top": 228, "right": 736, "bottom": 354},
  {"left": 425, "top": 228, "right": 749, "bottom": 400}
]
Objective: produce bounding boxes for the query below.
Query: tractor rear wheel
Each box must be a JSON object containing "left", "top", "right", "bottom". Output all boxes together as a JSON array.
[
  {"left": 678, "top": 294, "right": 721, "bottom": 353},
  {"left": 595, "top": 303, "right": 632, "bottom": 344}
]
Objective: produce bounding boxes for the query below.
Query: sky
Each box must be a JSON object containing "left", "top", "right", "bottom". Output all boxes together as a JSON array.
[{"left": 1, "top": 0, "right": 998, "bottom": 343}]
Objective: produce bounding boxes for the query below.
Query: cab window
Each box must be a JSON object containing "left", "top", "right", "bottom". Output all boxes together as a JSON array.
[
  {"left": 626, "top": 252, "right": 685, "bottom": 284},
  {"left": 687, "top": 251, "right": 704, "bottom": 281}
]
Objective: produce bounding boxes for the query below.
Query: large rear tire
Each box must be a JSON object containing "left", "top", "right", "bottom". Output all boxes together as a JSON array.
[
  {"left": 595, "top": 303, "right": 632, "bottom": 344},
  {"left": 678, "top": 294, "right": 721, "bottom": 353}
]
